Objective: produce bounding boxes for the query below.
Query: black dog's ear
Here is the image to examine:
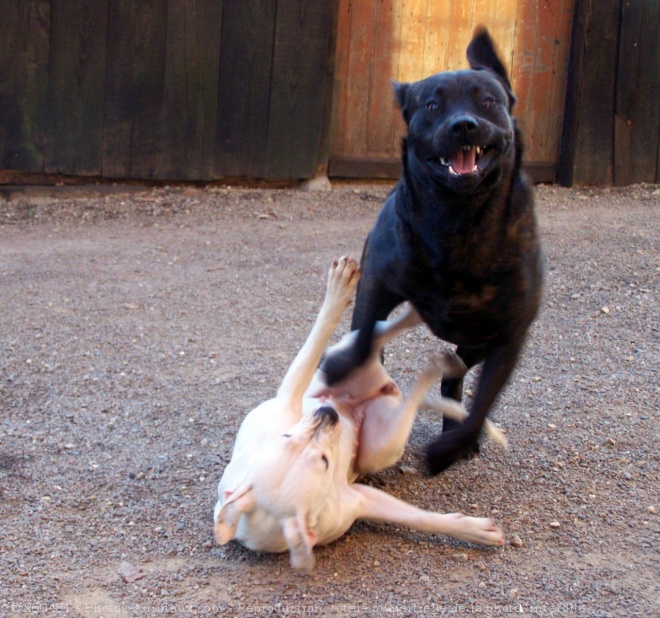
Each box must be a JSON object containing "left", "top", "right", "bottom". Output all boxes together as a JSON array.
[
  {"left": 392, "top": 80, "right": 412, "bottom": 124},
  {"left": 467, "top": 26, "right": 516, "bottom": 110}
]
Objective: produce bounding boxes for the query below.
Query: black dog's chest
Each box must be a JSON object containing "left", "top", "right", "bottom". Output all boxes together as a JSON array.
[{"left": 404, "top": 269, "right": 510, "bottom": 348}]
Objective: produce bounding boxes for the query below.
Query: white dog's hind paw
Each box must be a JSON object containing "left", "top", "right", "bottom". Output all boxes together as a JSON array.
[{"left": 443, "top": 513, "right": 505, "bottom": 547}]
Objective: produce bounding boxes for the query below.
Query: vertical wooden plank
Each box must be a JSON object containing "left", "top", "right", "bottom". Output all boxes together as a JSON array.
[
  {"left": 510, "top": 0, "right": 538, "bottom": 155},
  {"left": 45, "top": 0, "right": 109, "bottom": 176},
  {"left": 396, "top": 0, "right": 428, "bottom": 82},
  {"left": 471, "top": 0, "right": 517, "bottom": 75},
  {"left": 102, "top": 0, "right": 168, "bottom": 179},
  {"left": 614, "top": 0, "right": 660, "bottom": 185},
  {"left": 0, "top": 0, "right": 50, "bottom": 171},
  {"left": 546, "top": 0, "right": 575, "bottom": 169},
  {"left": 265, "top": 0, "right": 336, "bottom": 178},
  {"left": 444, "top": 0, "right": 475, "bottom": 71},
  {"left": 329, "top": 0, "right": 352, "bottom": 158},
  {"left": 558, "top": 0, "right": 588, "bottom": 186},
  {"left": 529, "top": 1, "right": 565, "bottom": 161},
  {"left": 367, "top": 0, "right": 400, "bottom": 155},
  {"left": 342, "top": 0, "right": 377, "bottom": 158},
  {"left": 215, "top": 0, "right": 276, "bottom": 178},
  {"left": 161, "top": 0, "right": 223, "bottom": 180},
  {"left": 315, "top": 0, "right": 341, "bottom": 173},
  {"left": 572, "top": 0, "right": 621, "bottom": 185},
  {"left": 422, "top": 0, "right": 452, "bottom": 76}
]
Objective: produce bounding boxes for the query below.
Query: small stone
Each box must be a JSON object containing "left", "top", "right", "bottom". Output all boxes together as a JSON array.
[
  {"left": 601, "top": 306, "right": 610, "bottom": 314},
  {"left": 399, "top": 465, "right": 418, "bottom": 475},
  {"left": 648, "top": 506, "right": 658, "bottom": 515},
  {"left": 549, "top": 521, "right": 561, "bottom": 529},
  {"left": 509, "top": 534, "right": 524, "bottom": 548},
  {"left": 605, "top": 437, "right": 616, "bottom": 447},
  {"left": 117, "top": 561, "right": 145, "bottom": 583},
  {"left": 374, "top": 560, "right": 381, "bottom": 566},
  {"left": 452, "top": 552, "right": 469, "bottom": 562}
]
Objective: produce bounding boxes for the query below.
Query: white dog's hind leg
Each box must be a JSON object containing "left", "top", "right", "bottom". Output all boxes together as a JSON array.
[
  {"left": 352, "top": 484, "right": 505, "bottom": 547},
  {"left": 356, "top": 355, "right": 442, "bottom": 474}
]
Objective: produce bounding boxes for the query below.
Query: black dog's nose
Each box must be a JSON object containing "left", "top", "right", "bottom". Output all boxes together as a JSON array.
[{"left": 449, "top": 115, "right": 478, "bottom": 136}]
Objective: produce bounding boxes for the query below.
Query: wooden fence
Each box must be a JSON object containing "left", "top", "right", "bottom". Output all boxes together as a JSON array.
[
  {"left": 559, "top": 0, "right": 660, "bottom": 185},
  {"left": 0, "top": 0, "right": 338, "bottom": 181},
  {"left": 0, "top": 0, "right": 657, "bottom": 185},
  {"left": 329, "top": 0, "right": 574, "bottom": 183}
]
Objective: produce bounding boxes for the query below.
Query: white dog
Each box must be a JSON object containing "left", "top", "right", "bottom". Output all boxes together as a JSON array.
[{"left": 214, "top": 256, "right": 504, "bottom": 571}]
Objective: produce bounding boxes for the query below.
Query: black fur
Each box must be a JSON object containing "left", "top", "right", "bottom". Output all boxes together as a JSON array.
[{"left": 324, "top": 27, "right": 544, "bottom": 474}]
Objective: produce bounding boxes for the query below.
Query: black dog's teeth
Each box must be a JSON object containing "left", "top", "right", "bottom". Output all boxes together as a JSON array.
[{"left": 437, "top": 145, "right": 485, "bottom": 175}]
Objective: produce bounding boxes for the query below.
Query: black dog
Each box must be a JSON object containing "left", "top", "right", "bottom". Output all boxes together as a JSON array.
[{"left": 323, "top": 27, "right": 544, "bottom": 474}]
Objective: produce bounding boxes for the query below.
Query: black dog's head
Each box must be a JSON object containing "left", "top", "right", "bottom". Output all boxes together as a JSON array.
[{"left": 394, "top": 27, "right": 517, "bottom": 195}]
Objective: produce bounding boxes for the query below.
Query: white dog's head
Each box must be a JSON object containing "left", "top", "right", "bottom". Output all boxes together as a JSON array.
[{"left": 215, "top": 405, "right": 343, "bottom": 571}]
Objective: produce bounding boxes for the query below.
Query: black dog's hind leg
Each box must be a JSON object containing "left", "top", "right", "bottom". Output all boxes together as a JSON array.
[
  {"left": 427, "top": 341, "right": 521, "bottom": 474},
  {"left": 323, "top": 276, "right": 403, "bottom": 386}
]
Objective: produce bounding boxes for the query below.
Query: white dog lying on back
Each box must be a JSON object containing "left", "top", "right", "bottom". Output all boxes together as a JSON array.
[{"left": 214, "top": 256, "right": 504, "bottom": 570}]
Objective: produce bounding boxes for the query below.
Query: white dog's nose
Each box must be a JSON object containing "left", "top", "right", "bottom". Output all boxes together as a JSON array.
[{"left": 313, "top": 405, "right": 339, "bottom": 428}]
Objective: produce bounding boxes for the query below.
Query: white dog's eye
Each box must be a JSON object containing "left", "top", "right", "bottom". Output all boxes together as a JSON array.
[
  {"left": 321, "top": 454, "right": 329, "bottom": 470},
  {"left": 282, "top": 433, "right": 292, "bottom": 438}
]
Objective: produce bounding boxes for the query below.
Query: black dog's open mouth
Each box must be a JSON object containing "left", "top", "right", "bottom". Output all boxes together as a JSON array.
[{"left": 428, "top": 145, "right": 497, "bottom": 178}]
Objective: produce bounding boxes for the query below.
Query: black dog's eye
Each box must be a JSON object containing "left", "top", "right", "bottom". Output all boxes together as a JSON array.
[
  {"left": 482, "top": 97, "right": 495, "bottom": 109},
  {"left": 426, "top": 102, "right": 439, "bottom": 111}
]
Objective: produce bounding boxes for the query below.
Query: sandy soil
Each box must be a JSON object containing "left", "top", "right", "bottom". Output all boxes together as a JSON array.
[{"left": 0, "top": 181, "right": 658, "bottom": 617}]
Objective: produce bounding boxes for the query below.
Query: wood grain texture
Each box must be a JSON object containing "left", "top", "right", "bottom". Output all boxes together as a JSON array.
[
  {"left": 572, "top": 0, "right": 620, "bottom": 185},
  {"left": 161, "top": 0, "right": 223, "bottom": 180},
  {"left": 45, "top": 0, "right": 108, "bottom": 175},
  {"left": 614, "top": 0, "right": 660, "bottom": 185},
  {"left": 265, "top": 0, "right": 336, "bottom": 178},
  {"left": 215, "top": 0, "right": 276, "bottom": 178},
  {"left": 102, "top": 0, "right": 168, "bottom": 179},
  {"left": 330, "top": 0, "right": 568, "bottom": 173},
  {"left": 0, "top": 0, "right": 50, "bottom": 171}
]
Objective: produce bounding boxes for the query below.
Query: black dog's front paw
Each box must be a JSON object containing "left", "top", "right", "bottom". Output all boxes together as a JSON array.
[{"left": 425, "top": 431, "right": 480, "bottom": 475}]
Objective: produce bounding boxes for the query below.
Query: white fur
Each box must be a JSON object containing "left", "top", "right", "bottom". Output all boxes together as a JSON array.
[{"left": 214, "top": 257, "right": 504, "bottom": 571}]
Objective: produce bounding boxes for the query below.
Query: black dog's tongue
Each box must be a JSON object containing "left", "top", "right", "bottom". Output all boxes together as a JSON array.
[{"left": 449, "top": 148, "right": 476, "bottom": 174}]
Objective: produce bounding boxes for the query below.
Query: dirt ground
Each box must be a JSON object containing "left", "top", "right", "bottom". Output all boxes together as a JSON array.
[{"left": 0, "top": 180, "right": 658, "bottom": 618}]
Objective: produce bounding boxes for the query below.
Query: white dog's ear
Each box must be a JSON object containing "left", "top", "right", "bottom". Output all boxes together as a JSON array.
[
  {"left": 214, "top": 485, "right": 255, "bottom": 545},
  {"left": 282, "top": 515, "right": 316, "bottom": 572}
]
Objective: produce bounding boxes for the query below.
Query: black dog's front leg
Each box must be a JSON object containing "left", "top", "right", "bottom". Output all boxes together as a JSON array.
[
  {"left": 427, "top": 340, "right": 522, "bottom": 474},
  {"left": 322, "top": 274, "right": 403, "bottom": 385}
]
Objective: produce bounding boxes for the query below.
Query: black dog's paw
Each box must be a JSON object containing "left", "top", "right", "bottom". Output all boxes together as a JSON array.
[
  {"left": 320, "top": 347, "right": 363, "bottom": 385},
  {"left": 425, "top": 432, "right": 480, "bottom": 475}
]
